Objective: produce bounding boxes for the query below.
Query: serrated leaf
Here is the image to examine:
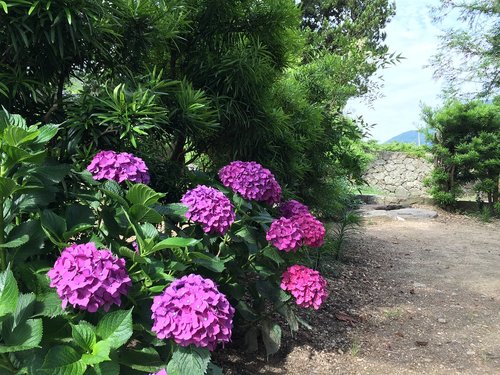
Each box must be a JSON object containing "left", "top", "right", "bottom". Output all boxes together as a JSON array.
[
  {"left": 101, "top": 181, "right": 128, "bottom": 208},
  {"left": 262, "top": 246, "right": 284, "bottom": 265},
  {"left": 33, "top": 291, "right": 65, "bottom": 318},
  {"left": 167, "top": 346, "right": 210, "bottom": 375},
  {"left": 72, "top": 322, "right": 96, "bottom": 352},
  {"left": 0, "top": 318, "right": 43, "bottom": 353},
  {"left": 118, "top": 347, "right": 163, "bottom": 372},
  {"left": 66, "top": 204, "right": 95, "bottom": 230},
  {"left": 126, "top": 184, "right": 165, "bottom": 206},
  {"left": 40, "top": 209, "right": 67, "bottom": 243},
  {"left": 34, "top": 124, "right": 58, "bottom": 144},
  {"left": 3, "top": 292, "right": 35, "bottom": 332},
  {"left": 0, "top": 176, "right": 19, "bottom": 198},
  {"left": 150, "top": 237, "right": 200, "bottom": 253},
  {"left": 0, "top": 234, "right": 29, "bottom": 248},
  {"left": 84, "top": 361, "right": 119, "bottom": 375},
  {"left": 261, "top": 320, "right": 281, "bottom": 357},
  {"left": 129, "top": 204, "right": 163, "bottom": 223},
  {"left": 154, "top": 203, "right": 188, "bottom": 221},
  {"left": 0, "top": 265, "right": 19, "bottom": 318},
  {"left": 81, "top": 340, "right": 111, "bottom": 365},
  {"left": 190, "top": 252, "right": 225, "bottom": 273},
  {"left": 96, "top": 309, "right": 133, "bottom": 350},
  {"left": 41, "top": 345, "right": 87, "bottom": 375},
  {"left": 206, "top": 363, "right": 223, "bottom": 375}
]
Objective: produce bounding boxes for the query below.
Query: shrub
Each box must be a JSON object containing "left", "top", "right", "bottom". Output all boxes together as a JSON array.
[{"left": 0, "top": 112, "right": 329, "bottom": 374}]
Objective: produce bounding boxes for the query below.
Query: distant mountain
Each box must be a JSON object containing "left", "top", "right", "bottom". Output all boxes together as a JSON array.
[{"left": 385, "top": 130, "right": 430, "bottom": 145}]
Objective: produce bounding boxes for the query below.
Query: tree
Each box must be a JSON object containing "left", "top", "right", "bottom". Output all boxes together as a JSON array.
[
  {"left": 422, "top": 98, "right": 500, "bottom": 208},
  {"left": 429, "top": 0, "right": 500, "bottom": 99}
]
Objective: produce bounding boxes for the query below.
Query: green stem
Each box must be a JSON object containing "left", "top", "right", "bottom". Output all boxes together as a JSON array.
[{"left": 0, "top": 197, "right": 5, "bottom": 271}]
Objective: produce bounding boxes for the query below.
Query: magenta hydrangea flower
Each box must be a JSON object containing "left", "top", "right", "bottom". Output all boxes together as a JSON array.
[
  {"left": 47, "top": 243, "right": 131, "bottom": 312},
  {"left": 151, "top": 274, "right": 235, "bottom": 351},
  {"left": 265, "top": 217, "right": 303, "bottom": 252},
  {"left": 87, "top": 150, "right": 150, "bottom": 184},
  {"left": 150, "top": 370, "right": 167, "bottom": 375},
  {"left": 291, "top": 213, "right": 326, "bottom": 248},
  {"left": 281, "top": 265, "right": 328, "bottom": 309},
  {"left": 279, "top": 199, "right": 310, "bottom": 218},
  {"left": 181, "top": 185, "right": 235, "bottom": 235},
  {"left": 218, "top": 161, "right": 282, "bottom": 204}
]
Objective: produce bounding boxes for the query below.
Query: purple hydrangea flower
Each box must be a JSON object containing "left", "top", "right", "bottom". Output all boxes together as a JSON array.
[
  {"left": 181, "top": 185, "right": 235, "bottom": 235},
  {"left": 281, "top": 265, "right": 328, "bottom": 309},
  {"left": 151, "top": 274, "right": 235, "bottom": 351},
  {"left": 47, "top": 243, "right": 131, "bottom": 312},
  {"left": 87, "top": 150, "right": 150, "bottom": 184},
  {"left": 265, "top": 217, "right": 303, "bottom": 252},
  {"left": 291, "top": 213, "right": 326, "bottom": 248},
  {"left": 279, "top": 199, "right": 310, "bottom": 218},
  {"left": 218, "top": 161, "right": 282, "bottom": 204},
  {"left": 150, "top": 370, "right": 167, "bottom": 375}
]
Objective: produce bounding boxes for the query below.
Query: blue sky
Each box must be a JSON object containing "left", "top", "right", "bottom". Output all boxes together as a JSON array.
[{"left": 346, "top": 0, "right": 445, "bottom": 142}]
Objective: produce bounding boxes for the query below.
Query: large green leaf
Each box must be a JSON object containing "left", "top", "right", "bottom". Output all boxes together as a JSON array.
[
  {"left": 41, "top": 345, "right": 87, "bottom": 375},
  {"left": 33, "top": 291, "right": 66, "bottom": 318},
  {"left": 118, "top": 347, "right": 164, "bottom": 372},
  {"left": 126, "top": 184, "right": 165, "bottom": 206},
  {"left": 190, "top": 252, "right": 225, "bottom": 273},
  {"left": 72, "top": 322, "right": 97, "bottom": 352},
  {"left": 9, "top": 220, "right": 46, "bottom": 262},
  {"left": 3, "top": 292, "right": 35, "bottom": 332},
  {"left": 0, "top": 265, "right": 19, "bottom": 318},
  {"left": 81, "top": 340, "right": 111, "bottom": 365},
  {"left": 40, "top": 209, "right": 67, "bottom": 244},
  {"left": 66, "top": 204, "right": 95, "bottom": 230},
  {"left": 260, "top": 320, "right": 281, "bottom": 357},
  {"left": 0, "top": 176, "right": 19, "bottom": 198},
  {"left": 96, "top": 309, "right": 133, "bottom": 350},
  {"left": 34, "top": 124, "right": 59, "bottom": 145},
  {"left": 150, "top": 237, "right": 200, "bottom": 253},
  {"left": 129, "top": 204, "right": 163, "bottom": 223},
  {"left": 84, "top": 361, "right": 119, "bottom": 375},
  {"left": 167, "top": 346, "right": 210, "bottom": 375},
  {"left": 0, "top": 234, "right": 29, "bottom": 248},
  {"left": 0, "top": 318, "right": 43, "bottom": 353},
  {"left": 101, "top": 181, "right": 128, "bottom": 208}
]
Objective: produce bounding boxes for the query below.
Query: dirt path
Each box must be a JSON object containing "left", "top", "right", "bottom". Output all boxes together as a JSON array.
[{"left": 219, "top": 211, "right": 500, "bottom": 374}]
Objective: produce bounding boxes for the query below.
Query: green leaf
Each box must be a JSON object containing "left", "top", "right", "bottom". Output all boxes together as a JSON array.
[
  {"left": 167, "top": 346, "right": 210, "bottom": 375},
  {"left": 41, "top": 345, "right": 87, "bottom": 375},
  {"left": 260, "top": 320, "right": 281, "bottom": 357},
  {"left": 84, "top": 361, "right": 119, "bottom": 375},
  {"left": 206, "top": 363, "right": 223, "bottom": 375},
  {"left": 154, "top": 203, "right": 188, "bottom": 221},
  {"left": 101, "top": 181, "right": 128, "bottom": 208},
  {"left": 33, "top": 291, "right": 65, "bottom": 318},
  {"left": 40, "top": 209, "right": 67, "bottom": 244},
  {"left": 117, "top": 246, "right": 148, "bottom": 264},
  {"left": 0, "top": 318, "right": 43, "bottom": 353},
  {"left": 34, "top": 124, "right": 59, "bottom": 144},
  {"left": 118, "top": 347, "right": 164, "bottom": 372},
  {"left": 96, "top": 309, "right": 133, "bottom": 350},
  {"left": 151, "top": 237, "right": 200, "bottom": 253},
  {"left": 0, "top": 1, "right": 8, "bottom": 13},
  {"left": 3, "top": 292, "right": 35, "bottom": 332},
  {"left": 126, "top": 184, "right": 165, "bottom": 206},
  {"left": 72, "top": 322, "right": 96, "bottom": 352},
  {"left": 262, "top": 246, "right": 284, "bottom": 265},
  {"left": 66, "top": 204, "right": 95, "bottom": 230},
  {"left": 190, "top": 252, "right": 225, "bottom": 273},
  {"left": 0, "top": 176, "right": 19, "bottom": 198},
  {"left": 0, "top": 234, "right": 29, "bottom": 248},
  {"left": 129, "top": 204, "right": 163, "bottom": 223},
  {"left": 0, "top": 265, "right": 19, "bottom": 318},
  {"left": 34, "top": 164, "right": 71, "bottom": 183},
  {"left": 81, "top": 340, "right": 111, "bottom": 365}
]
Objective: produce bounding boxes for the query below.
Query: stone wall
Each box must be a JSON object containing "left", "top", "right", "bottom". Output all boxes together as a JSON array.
[{"left": 363, "top": 151, "right": 433, "bottom": 202}]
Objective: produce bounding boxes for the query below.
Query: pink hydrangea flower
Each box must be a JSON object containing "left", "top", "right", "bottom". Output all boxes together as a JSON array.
[
  {"left": 291, "top": 213, "right": 326, "bottom": 248},
  {"left": 181, "top": 185, "right": 235, "bottom": 235},
  {"left": 47, "top": 243, "right": 131, "bottom": 312},
  {"left": 279, "top": 199, "right": 310, "bottom": 218},
  {"left": 281, "top": 265, "right": 328, "bottom": 309},
  {"left": 87, "top": 150, "right": 150, "bottom": 184},
  {"left": 151, "top": 274, "right": 235, "bottom": 351},
  {"left": 150, "top": 370, "right": 167, "bottom": 375},
  {"left": 218, "top": 161, "right": 282, "bottom": 204},
  {"left": 265, "top": 217, "right": 303, "bottom": 252}
]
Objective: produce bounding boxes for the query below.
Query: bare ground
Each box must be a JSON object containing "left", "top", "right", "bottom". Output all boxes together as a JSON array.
[{"left": 217, "top": 209, "right": 500, "bottom": 374}]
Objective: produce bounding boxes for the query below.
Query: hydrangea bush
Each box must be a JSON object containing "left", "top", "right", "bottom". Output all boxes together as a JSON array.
[{"left": 0, "top": 116, "right": 329, "bottom": 375}]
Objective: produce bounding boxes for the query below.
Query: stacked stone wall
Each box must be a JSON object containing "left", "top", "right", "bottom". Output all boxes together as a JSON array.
[{"left": 363, "top": 151, "right": 432, "bottom": 201}]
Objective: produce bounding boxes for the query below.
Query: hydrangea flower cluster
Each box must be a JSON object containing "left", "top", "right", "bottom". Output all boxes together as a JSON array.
[
  {"left": 87, "top": 150, "right": 150, "bottom": 184},
  {"left": 266, "top": 217, "right": 304, "bottom": 252},
  {"left": 218, "top": 161, "right": 282, "bottom": 204},
  {"left": 47, "top": 243, "right": 131, "bottom": 312},
  {"left": 291, "top": 213, "right": 326, "bottom": 248},
  {"left": 181, "top": 185, "right": 235, "bottom": 235},
  {"left": 279, "top": 199, "right": 310, "bottom": 218},
  {"left": 281, "top": 265, "right": 328, "bottom": 310},
  {"left": 151, "top": 274, "right": 235, "bottom": 351}
]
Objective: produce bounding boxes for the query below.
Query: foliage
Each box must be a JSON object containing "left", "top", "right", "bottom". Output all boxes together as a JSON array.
[
  {"left": 363, "top": 140, "right": 431, "bottom": 159},
  {"left": 429, "top": 0, "right": 500, "bottom": 99},
  {"left": 422, "top": 98, "right": 500, "bottom": 208},
  {"left": 0, "top": 112, "right": 334, "bottom": 374}
]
